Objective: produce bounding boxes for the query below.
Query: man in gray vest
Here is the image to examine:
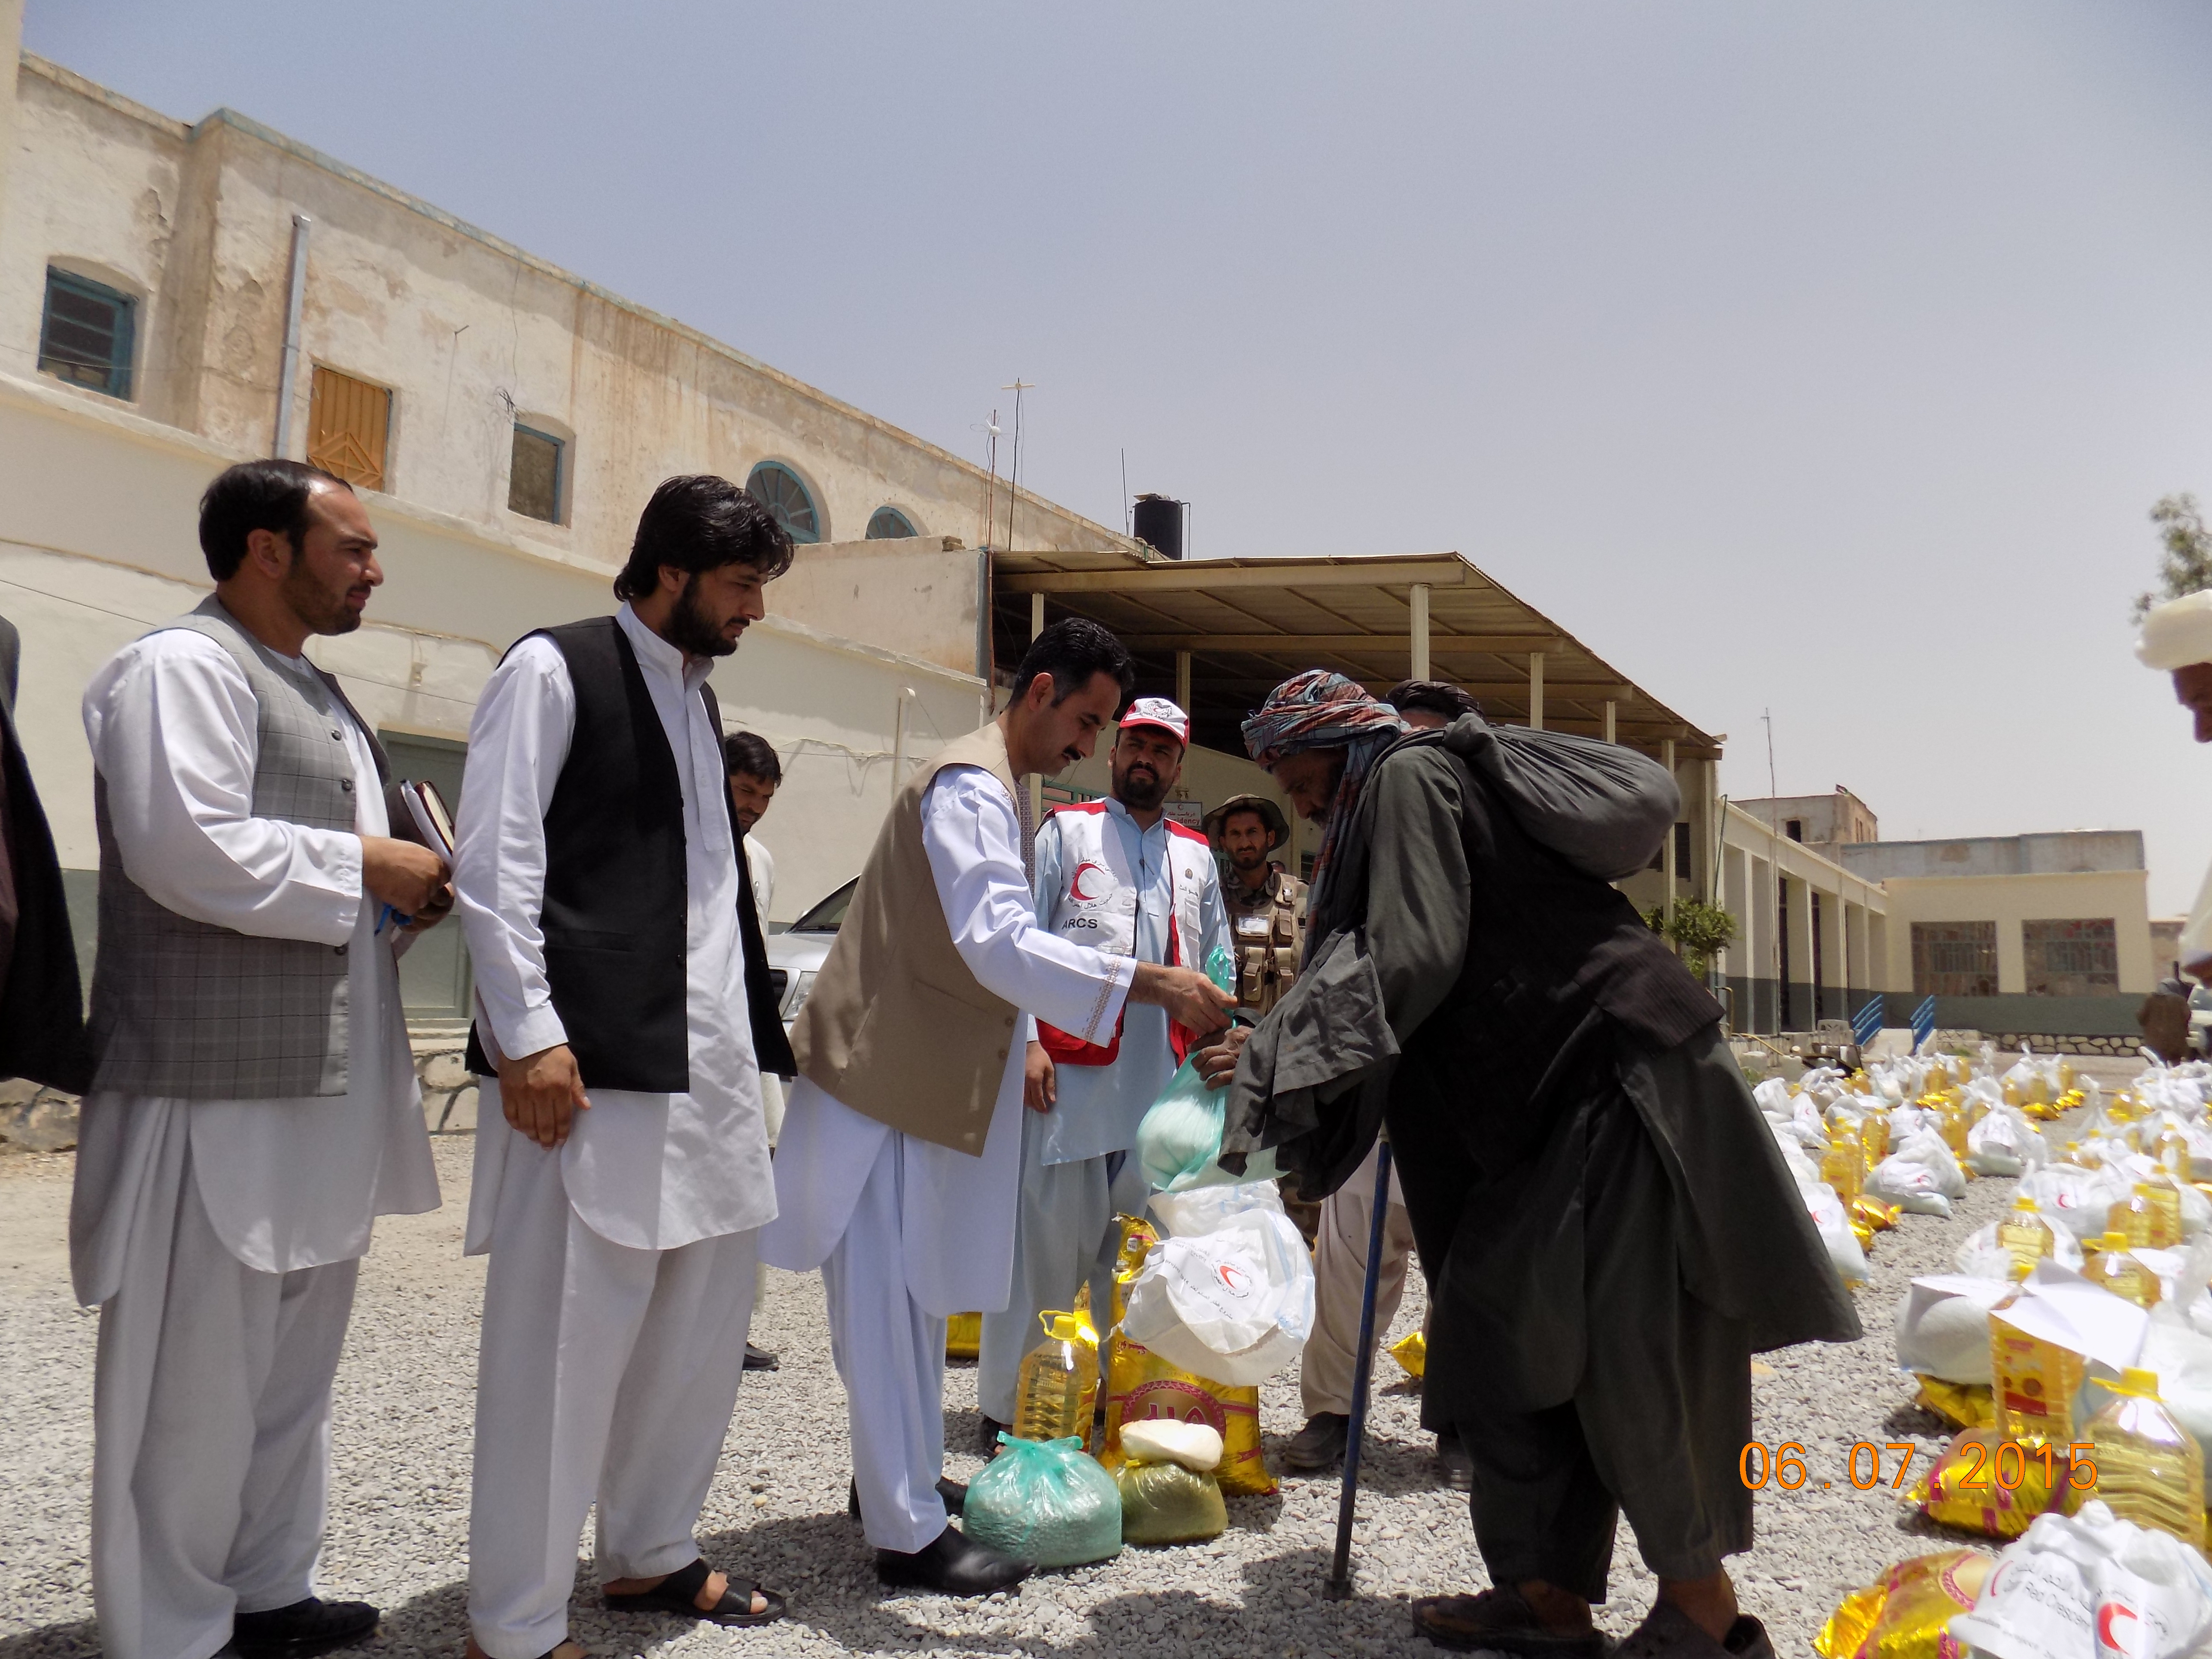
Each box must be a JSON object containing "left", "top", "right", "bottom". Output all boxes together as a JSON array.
[
  {"left": 73, "top": 460, "right": 451, "bottom": 1659},
  {"left": 762, "top": 619, "right": 1233, "bottom": 1595}
]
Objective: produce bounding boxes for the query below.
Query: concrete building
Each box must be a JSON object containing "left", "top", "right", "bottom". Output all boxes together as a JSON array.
[
  {"left": 0, "top": 34, "right": 1179, "bottom": 1023},
  {"left": 1736, "top": 786, "right": 1879, "bottom": 854},
  {"left": 0, "top": 24, "right": 1742, "bottom": 1048},
  {"left": 1712, "top": 803, "right": 1890, "bottom": 1033},
  {"left": 1838, "top": 831, "right": 2154, "bottom": 999}
]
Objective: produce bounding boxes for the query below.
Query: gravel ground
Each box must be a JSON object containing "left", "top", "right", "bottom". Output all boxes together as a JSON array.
[{"left": 0, "top": 1065, "right": 2128, "bottom": 1659}]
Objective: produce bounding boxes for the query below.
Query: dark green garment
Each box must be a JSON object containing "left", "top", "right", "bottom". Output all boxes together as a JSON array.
[
  {"left": 1419, "top": 1043, "right": 1753, "bottom": 1601},
  {"left": 1272, "top": 737, "right": 1860, "bottom": 1358}
]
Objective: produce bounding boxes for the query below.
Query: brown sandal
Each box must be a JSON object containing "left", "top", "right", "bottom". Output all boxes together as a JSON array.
[{"left": 1410, "top": 1588, "right": 1610, "bottom": 1659}]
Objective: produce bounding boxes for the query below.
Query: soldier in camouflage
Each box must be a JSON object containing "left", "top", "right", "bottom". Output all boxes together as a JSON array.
[{"left": 1203, "top": 793, "right": 1305, "bottom": 1016}]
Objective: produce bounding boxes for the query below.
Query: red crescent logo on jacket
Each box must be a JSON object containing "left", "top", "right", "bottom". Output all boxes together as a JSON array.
[{"left": 1070, "top": 862, "right": 1112, "bottom": 903}]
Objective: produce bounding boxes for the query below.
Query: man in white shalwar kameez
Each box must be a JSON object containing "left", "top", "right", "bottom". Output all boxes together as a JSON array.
[
  {"left": 73, "top": 461, "right": 450, "bottom": 1659},
  {"left": 456, "top": 477, "right": 797, "bottom": 1659},
  {"left": 762, "top": 619, "right": 1233, "bottom": 1595},
  {"left": 976, "top": 698, "right": 1231, "bottom": 1439}
]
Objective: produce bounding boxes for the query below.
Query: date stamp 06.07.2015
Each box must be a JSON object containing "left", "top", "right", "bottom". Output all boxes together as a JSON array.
[{"left": 1740, "top": 1439, "right": 2098, "bottom": 1493}]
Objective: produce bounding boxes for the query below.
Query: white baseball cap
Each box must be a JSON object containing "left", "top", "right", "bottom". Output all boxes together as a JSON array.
[{"left": 1118, "top": 697, "right": 1189, "bottom": 744}]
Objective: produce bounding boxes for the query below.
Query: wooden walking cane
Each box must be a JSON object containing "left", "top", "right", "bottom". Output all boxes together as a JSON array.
[{"left": 1325, "top": 1128, "right": 1395, "bottom": 1601}]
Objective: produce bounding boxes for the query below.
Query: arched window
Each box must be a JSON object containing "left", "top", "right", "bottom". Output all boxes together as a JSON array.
[
  {"left": 747, "top": 461, "right": 821, "bottom": 544},
  {"left": 866, "top": 506, "right": 918, "bottom": 540}
]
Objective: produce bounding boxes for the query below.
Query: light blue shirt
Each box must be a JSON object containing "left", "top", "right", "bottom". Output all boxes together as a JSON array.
[{"left": 1030, "top": 798, "right": 1231, "bottom": 1166}]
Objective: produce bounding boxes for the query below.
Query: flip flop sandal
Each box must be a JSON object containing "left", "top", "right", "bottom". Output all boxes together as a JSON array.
[
  {"left": 1615, "top": 1603, "right": 1774, "bottom": 1659},
  {"left": 1410, "top": 1589, "right": 1611, "bottom": 1659},
  {"left": 602, "top": 1559, "right": 785, "bottom": 1628}
]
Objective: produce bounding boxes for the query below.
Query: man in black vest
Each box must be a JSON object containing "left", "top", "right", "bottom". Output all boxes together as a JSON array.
[
  {"left": 455, "top": 476, "right": 798, "bottom": 1659},
  {"left": 1222, "top": 670, "right": 1857, "bottom": 1659}
]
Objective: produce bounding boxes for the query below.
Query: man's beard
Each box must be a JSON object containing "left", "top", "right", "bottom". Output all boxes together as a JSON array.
[
  {"left": 667, "top": 575, "right": 738, "bottom": 659},
  {"left": 1115, "top": 761, "right": 1168, "bottom": 811},
  {"left": 281, "top": 560, "right": 359, "bottom": 637},
  {"left": 1229, "top": 847, "right": 1268, "bottom": 875}
]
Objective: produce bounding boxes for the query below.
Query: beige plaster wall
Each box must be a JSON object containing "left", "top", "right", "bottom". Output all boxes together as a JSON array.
[
  {"left": 771, "top": 538, "right": 982, "bottom": 676},
  {"left": 1877, "top": 869, "right": 2154, "bottom": 996},
  {"left": 3, "top": 55, "right": 1146, "bottom": 605},
  {"left": 0, "top": 369, "right": 988, "bottom": 924}
]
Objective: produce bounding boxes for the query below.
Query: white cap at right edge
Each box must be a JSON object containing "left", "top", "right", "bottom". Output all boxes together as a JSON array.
[{"left": 2137, "top": 589, "right": 2212, "bottom": 671}]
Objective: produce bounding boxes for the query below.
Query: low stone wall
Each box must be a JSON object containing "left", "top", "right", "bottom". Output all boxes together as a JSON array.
[
  {"left": 0, "top": 1078, "right": 82, "bottom": 1152},
  {"left": 0, "top": 1040, "right": 480, "bottom": 1153}
]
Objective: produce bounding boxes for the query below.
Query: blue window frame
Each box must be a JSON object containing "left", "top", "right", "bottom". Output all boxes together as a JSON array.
[
  {"left": 509, "top": 423, "right": 565, "bottom": 523},
  {"left": 747, "top": 461, "right": 821, "bottom": 544},
  {"left": 39, "top": 268, "right": 136, "bottom": 399},
  {"left": 866, "top": 505, "right": 918, "bottom": 540}
]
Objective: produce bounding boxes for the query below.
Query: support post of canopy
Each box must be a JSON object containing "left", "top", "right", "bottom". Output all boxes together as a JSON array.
[
  {"left": 1603, "top": 699, "right": 1616, "bottom": 744},
  {"left": 1175, "top": 650, "right": 1192, "bottom": 719},
  {"left": 1662, "top": 737, "right": 1678, "bottom": 928},
  {"left": 1528, "top": 651, "right": 1544, "bottom": 730},
  {"left": 1409, "top": 583, "right": 1430, "bottom": 682}
]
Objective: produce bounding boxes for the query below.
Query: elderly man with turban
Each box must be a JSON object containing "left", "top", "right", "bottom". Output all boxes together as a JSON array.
[{"left": 1200, "top": 670, "right": 1857, "bottom": 1659}]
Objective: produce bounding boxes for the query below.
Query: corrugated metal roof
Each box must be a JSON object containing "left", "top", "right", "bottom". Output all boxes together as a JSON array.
[{"left": 991, "top": 547, "right": 1721, "bottom": 762}]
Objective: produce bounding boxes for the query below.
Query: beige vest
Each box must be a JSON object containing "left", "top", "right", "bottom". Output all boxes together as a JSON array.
[{"left": 791, "top": 721, "right": 1025, "bottom": 1153}]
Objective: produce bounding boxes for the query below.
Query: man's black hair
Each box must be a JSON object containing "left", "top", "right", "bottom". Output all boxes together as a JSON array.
[
  {"left": 1386, "top": 678, "right": 1483, "bottom": 722},
  {"left": 722, "top": 730, "right": 783, "bottom": 785},
  {"left": 612, "top": 475, "right": 795, "bottom": 603},
  {"left": 198, "top": 459, "right": 352, "bottom": 582},
  {"left": 1009, "top": 617, "right": 1135, "bottom": 709}
]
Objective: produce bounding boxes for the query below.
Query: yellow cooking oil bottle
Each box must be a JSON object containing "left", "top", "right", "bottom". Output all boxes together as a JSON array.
[
  {"left": 1013, "top": 1309, "right": 1100, "bottom": 1443},
  {"left": 2079, "top": 1368, "right": 2206, "bottom": 1550},
  {"left": 1995, "top": 1197, "right": 2055, "bottom": 1275},
  {"left": 2080, "top": 1233, "right": 2163, "bottom": 1310},
  {"left": 2136, "top": 1170, "right": 2184, "bottom": 1249},
  {"left": 1990, "top": 1276, "right": 2085, "bottom": 1445},
  {"left": 1821, "top": 1125, "right": 1864, "bottom": 1204}
]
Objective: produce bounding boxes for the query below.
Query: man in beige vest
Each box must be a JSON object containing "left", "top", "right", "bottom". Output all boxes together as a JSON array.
[{"left": 761, "top": 619, "right": 1231, "bottom": 1595}]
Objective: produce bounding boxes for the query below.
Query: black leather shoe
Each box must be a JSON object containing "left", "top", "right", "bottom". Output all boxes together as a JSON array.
[
  {"left": 230, "top": 1598, "right": 380, "bottom": 1659},
  {"left": 1435, "top": 1426, "right": 1475, "bottom": 1491},
  {"left": 875, "top": 1525, "right": 1030, "bottom": 1595},
  {"left": 848, "top": 1477, "right": 967, "bottom": 1521},
  {"left": 1283, "top": 1411, "right": 1349, "bottom": 1471},
  {"left": 743, "top": 1342, "right": 780, "bottom": 1371},
  {"left": 977, "top": 1414, "right": 1009, "bottom": 1454}
]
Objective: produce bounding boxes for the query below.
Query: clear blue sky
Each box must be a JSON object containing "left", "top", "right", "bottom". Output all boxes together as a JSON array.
[{"left": 28, "top": 2, "right": 2212, "bottom": 908}]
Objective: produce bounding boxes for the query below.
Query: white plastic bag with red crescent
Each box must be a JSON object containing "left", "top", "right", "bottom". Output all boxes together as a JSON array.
[{"left": 1119, "top": 1205, "right": 1315, "bottom": 1387}]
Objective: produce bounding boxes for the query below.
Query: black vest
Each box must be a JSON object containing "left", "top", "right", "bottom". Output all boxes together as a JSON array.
[{"left": 465, "top": 616, "right": 796, "bottom": 1091}]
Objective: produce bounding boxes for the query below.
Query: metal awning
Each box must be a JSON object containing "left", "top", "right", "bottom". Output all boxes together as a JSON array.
[{"left": 990, "top": 547, "right": 1723, "bottom": 763}]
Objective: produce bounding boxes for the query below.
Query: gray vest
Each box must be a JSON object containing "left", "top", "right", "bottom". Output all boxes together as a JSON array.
[{"left": 88, "top": 596, "right": 389, "bottom": 1099}]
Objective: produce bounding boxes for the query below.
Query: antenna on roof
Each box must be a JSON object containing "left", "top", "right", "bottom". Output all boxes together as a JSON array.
[
  {"left": 1001, "top": 380, "right": 1033, "bottom": 550},
  {"left": 976, "top": 409, "right": 1002, "bottom": 551}
]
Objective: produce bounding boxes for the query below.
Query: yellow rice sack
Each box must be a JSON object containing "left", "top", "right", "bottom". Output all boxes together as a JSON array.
[
  {"left": 946, "top": 1312, "right": 981, "bottom": 1361},
  {"left": 1813, "top": 1551, "right": 1993, "bottom": 1659},
  {"left": 1100, "top": 1336, "right": 1275, "bottom": 1497}
]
